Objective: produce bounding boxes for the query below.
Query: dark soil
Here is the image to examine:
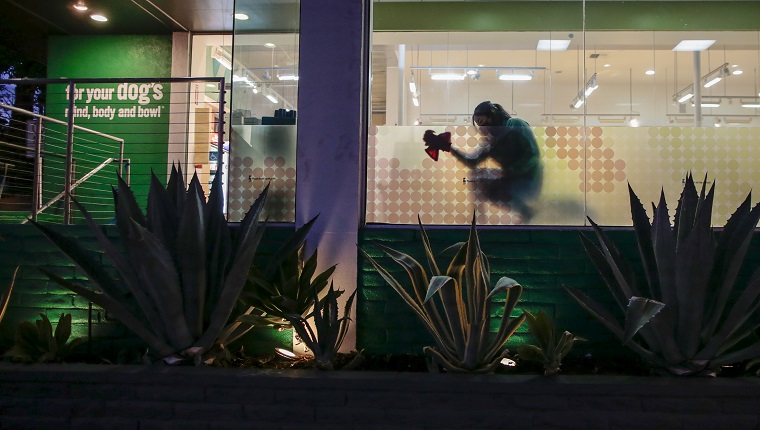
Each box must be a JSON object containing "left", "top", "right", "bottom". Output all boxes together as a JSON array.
[{"left": 213, "top": 349, "right": 655, "bottom": 376}]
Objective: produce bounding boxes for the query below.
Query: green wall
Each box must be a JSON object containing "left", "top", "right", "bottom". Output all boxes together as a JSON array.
[
  {"left": 374, "top": 1, "right": 760, "bottom": 32},
  {"left": 357, "top": 225, "right": 760, "bottom": 361},
  {"left": 46, "top": 35, "right": 172, "bottom": 213},
  {"left": 0, "top": 224, "right": 296, "bottom": 357}
]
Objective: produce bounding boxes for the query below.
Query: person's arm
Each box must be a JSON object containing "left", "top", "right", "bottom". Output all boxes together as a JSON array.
[{"left": 450, "top": 140, "right": 491, "bottom": 167}]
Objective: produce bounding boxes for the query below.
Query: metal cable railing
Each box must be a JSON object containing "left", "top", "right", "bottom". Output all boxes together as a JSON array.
[{"left": 0, "top": 77, "right": 227, "bottom": 224}]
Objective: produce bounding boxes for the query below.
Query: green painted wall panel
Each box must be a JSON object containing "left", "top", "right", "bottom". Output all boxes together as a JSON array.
[
  {"left": 374, "top": 2, "right": 760, "bottom": 32},
  {"left": 46, "top": 35, "right": 173, "bottom": 212}
]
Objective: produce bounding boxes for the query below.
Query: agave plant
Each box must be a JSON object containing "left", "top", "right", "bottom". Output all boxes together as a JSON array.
[
  {"left": 517, "top": 310, "right": 585, "bottom": 376},
  {"left": 287, "top": 282, "right": 357, "bottom": 370},
  {"left": 566, "top": 173, "right": 760, "bottom": 375},
  {"left": 216, "top": 215, "right": 336, "bottom": 348},
  {"left": 3, "top": 313, "right": 84, "bottom": 363},
  {"left": 242, "top": 215, "right": 335, "bottom": 326},
  {"left": 361, "top": 214, "right": 525, "bottom": 373},
  {"left": 32, "top": 165, "right": 268, "bottom": 363}
]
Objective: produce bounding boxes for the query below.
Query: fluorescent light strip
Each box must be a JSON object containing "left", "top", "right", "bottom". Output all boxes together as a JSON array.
[
  {"left": 673, "top": 40, "right": 716, "bottom": 51},
  {"left": 742, "top": 104, "right": 760, "bottom": 108},
  {"left": 266, "top": 94, "right": 278, "bottom": 103},
  {"left": 678, "top": 93, "right": 694, "bottom": 103},
  {"left": 499, "top": 74, "right": 532, "bottom": 81},
  {"left": 703, "top": 77, "right": 722, "bottom": 88},
  {"left": 431, "top": 73, "right": 466, "bottom": 81},
  {"left": 278, "top": 75, "right": 299, "bottom": 81}
]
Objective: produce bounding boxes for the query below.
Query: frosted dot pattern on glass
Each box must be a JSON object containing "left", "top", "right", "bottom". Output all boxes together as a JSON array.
[{"left": 367, "top": 125, "right": 760, "bottom": 226}]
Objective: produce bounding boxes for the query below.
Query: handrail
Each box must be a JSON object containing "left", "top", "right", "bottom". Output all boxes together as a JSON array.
[
  {"left": 20, "top": 157, "right": 120, "bottom": 224},
  {"left": 0, "top": 104, "right": 125, "bottom": 150},
  {"left": 0, "top": 103, "right": 126, "bottom": 224}
]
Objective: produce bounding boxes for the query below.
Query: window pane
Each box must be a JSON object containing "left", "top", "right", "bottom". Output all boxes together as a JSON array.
[
  {"left": 369, "top": 1, "right": 760, "bottom": 227},
  {"left": 228, "top": 1, "right": 300, "bottom": 222}
]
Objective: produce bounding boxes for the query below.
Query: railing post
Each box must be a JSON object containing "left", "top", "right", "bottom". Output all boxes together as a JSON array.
[
  {"left": 32, "top": 119, "right": 43, "bottom": 222},
  {"left": 118, "top": 139, "right": 124, "bottom": 178},
  {"left": 63, "top": 81, "right": 76, "bottom": 225}
]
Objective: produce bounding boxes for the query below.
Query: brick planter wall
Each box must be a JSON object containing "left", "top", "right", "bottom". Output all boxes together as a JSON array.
[
  {"left": 357, "top": 225, "right": 760, "bottom": 359},
  {"left": 0, "top": 224, "right": 297, "bottom": 356},
  {"left": 1, "top": 363, "right": 760, "bottom": 430}
]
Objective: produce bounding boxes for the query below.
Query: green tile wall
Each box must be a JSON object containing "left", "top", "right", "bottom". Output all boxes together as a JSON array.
[
  {"left": 357, "top": 225, "right": 760, "bottom": 361},
  {"left": 0, "top": 224, "right": 296, "bottom": 357}
]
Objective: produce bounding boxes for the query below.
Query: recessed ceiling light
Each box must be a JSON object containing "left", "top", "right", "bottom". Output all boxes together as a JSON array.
[
  {"left": 90, "top": 14, "right": 107, "bottom": 22},
  {"left": 73, "top": 1, "right": 88, "bottom": 11},
  {"left": 234, "top": 13, "right": 249, "bottom": 20},
  {"left": 264, "top": 43, "right": 276, "bottom": 48},
  {"left": 603, "top": 64, "right": 611, "bottom": 68},
  {"left": 537, "top": 40, "right": 571, "bottom": 51},
  {"left": 645, "top": 70, "right": 655, "bottom": 75},
  {"left": 733, "top": 70, "right": 744, "bottom": 75},
  {"left": 672, "top": 40, "right": 716, "bottom": 51}
]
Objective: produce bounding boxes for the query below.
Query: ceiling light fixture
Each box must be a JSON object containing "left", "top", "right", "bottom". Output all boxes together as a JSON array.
[
  {"left": 430, "top": 72, "right": 466, "bottom": 81},
  {"left": 674, "top": 85, "right": 695, "bottom": 103},
  {"left": 73, "top": 1, "right": 88, "bottom": 11},
  {"left": 212, "top": 46, "right": 232, "bottom": 70},
  {"left": 703, "top": 63, "right": 730, "bottom": 88},
  {"left": 412, "top": 93, "right": 420, "bottom": 107},
  {"left": 234, "top": 13, "right": 249, "bottom": 20},
  {"left": 672, "top": 63, "right": 731, "bottom": 103},
  {"left": 570, "top": 73, "right": 598, "bottom": 109},
  {"left": 672, "top": 40, "right": 716, "bottom": 51},
  {"left": 90, "top": 14, "right": 108, "bottom": 22},
  {"left": 537, "top": 40, "right": 571, "bottom": 51},
  {"left": 409, "top": 73, "right": 416, "bottom": 93},
  {"left": 266, "top": 92, "right": 278, "bottom": 104},
  {"left": 645, "top": 70, "right": 655, "bottom": 75},
  {"left": 741, "top": 97, "right": 760, "bottom": 108},
  {"left": 692, "top": 102, "right": 721, "bottom": 108},
  {"left": 497, "top": 70, "right": 533, "bottom": 81}
]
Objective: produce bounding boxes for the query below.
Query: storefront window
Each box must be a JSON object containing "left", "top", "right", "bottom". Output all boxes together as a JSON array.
[
  {"left": 227, "top": 1, "right": 300, "bottom": 222},
  {"left": 368, "top": 1, "right": 760, "bottom": 227}
]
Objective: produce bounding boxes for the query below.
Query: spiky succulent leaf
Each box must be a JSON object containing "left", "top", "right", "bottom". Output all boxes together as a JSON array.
[
  {"left": 0, "top": 266, "right": 19, "bottom": 322},
  {"left": 623, "top": 297, "right": 665, "bottom": 344}
]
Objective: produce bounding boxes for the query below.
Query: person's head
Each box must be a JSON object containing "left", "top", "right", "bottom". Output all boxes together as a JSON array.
[{"left": 472, "top": 101, "right": 511, "bottom": 128}]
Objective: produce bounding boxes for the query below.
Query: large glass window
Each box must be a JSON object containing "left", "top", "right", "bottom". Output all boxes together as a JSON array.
[
  {"left": 228, "top": 1, "right": 300, "bottom": 222},
  {"left": 369, "top": 1, "right": 760, "bottom": 226}
]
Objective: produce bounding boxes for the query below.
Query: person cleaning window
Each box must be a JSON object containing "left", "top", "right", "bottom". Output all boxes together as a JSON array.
[{"left": 423, "top": 101, "right": 543, "bottom": 223}]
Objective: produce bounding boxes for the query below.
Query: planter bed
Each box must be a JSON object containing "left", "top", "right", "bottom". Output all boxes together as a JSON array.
[{"left": 2, "top": 363, "right": 760, "bottom": 430}]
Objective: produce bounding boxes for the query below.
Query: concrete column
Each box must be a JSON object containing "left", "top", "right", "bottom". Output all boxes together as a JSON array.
[
  {"left": 296, "top": 0, "right": 371, "bottom": 351},
  {"left": 693, "top": 51, "right": 702, "bottom": 127},
  {"left": 169, "top": 32, "right": 191, "bottom": 180}
]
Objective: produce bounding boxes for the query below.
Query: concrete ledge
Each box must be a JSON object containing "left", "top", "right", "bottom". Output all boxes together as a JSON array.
[{"left": 2, "top": 363, "right": 760, "bottom": 429}]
